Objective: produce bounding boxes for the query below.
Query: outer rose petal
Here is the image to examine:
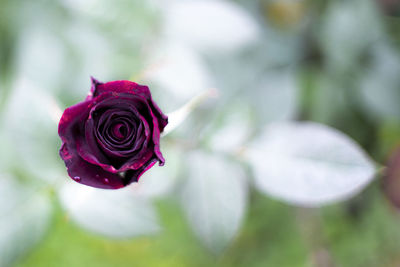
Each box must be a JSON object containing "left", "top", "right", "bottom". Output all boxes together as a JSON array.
[
  {"left": 145, "top": 98, "right": 165, "bottom": 165},
  {"left": 60, "top": 144, "right": 125, "bottom": 189},
  {"left": 91, "top": 78, "right": 168, "bottom": 133},
  {"left": 61, "top": 142, "right": 153, "bottom": 188},
  {"left": 58, "top": 99, "right": 93, "bottom": 144},
  {"left": 126, "top": 158, "right": 159, "bottom": 182},
  {"left": 93, "top": 80, "right": 151, "bottom": 99},
  {"left": 86, "top": 76, "right": 102, "bottom": 101},
  {"left": 119, "top": 148, "right": 155, "bottom": 172},
  {"left": 149, "top": 99, "right": 168, "bottom": 133}
]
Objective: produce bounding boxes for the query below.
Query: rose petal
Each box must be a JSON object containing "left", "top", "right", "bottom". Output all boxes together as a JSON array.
[
  {"left": 145, "top": 100, "right": 165, "bottom": 166},
  {"left": 90, "top": 78, "right": 168, "bottom": 133},
  {"left": 60, "top": 143, "right": 125, "bottom": 189},
  {"left": 86, "top": 76, "right": 102, "bottom": 101},
  {"left": 118, "top": 148, "right": 155, "bottom": 172},
  {"left": 125, "top": 158, "right": 159, "bottom": 183},
  {"left": 148, "top": 99, "right": 168, "bottom": 133},
  {"left": 93, "top": 80, "right": 151, "bottom": 100},
  {"left": 58, "top": 99, "right": 93, "bottom": 145}
]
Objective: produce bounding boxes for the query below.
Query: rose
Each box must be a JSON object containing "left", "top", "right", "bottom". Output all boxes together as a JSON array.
[{"left": 58, "top": 77, "right": 168, "bottom": 189}]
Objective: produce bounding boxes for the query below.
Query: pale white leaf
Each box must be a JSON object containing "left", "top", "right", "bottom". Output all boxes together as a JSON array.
[
  {"left": 163, "top": 0, "right": 260, "bottom": 53},
  {"left": 59, "top": 181, "right": 160, "bottom": 238},
  {"left": 246, "top": 122, "right": 376, "bottom": 207},
  {"left": 61, "top": 0, "right": 98, "bottom": 14},
  {"left": 144, "top": 42, "right": 213, "bottom": 109},
  {"left": 208, "top": 103, "right": 252, "bottom": 153},
  {"left": 3, "top": 77, "right": 63, "bottom": 184},
  {"left": 130, "top": 144, "right": 181, "bottom": 198},
  {"left": 180, "top": 152, "right": 247, "bottom": 252},
  {"left": 0, "top": 131, "right": 14, "bottom": 172},
  {"left": 209, "top": 119, "right": 249, "bottom": 154},
  {"left": 163, "top": 88, "right": 218, "bottom": 136},
  {"left": 16, "top": 27, "right": 65, "bottom": 91},
  {"left": 250, "top": 70, "right": 299, "bottom": 124},
  {"left": 64, "top": 22, "right": 114, "bottom": 95},
  {"left": 0, "top": 175, "right": 52, "bottom": 267}
]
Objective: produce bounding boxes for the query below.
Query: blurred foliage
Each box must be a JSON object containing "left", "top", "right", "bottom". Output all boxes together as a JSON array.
[
  {"left": 1, "top": 0, "right": 400, "bottom": 266},
  {"left": 16, "top": 194, "right": 310, "bottom": 267},
  {"left": 15, "top": 190, "right": 400, "bottom": 267}
]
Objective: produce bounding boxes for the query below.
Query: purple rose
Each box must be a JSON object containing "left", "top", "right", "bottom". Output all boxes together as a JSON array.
[{"left": 58, "top": 78, "right": 168, "bottom": 189}]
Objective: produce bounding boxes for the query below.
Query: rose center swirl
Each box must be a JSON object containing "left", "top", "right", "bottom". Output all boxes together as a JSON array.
[
  {"left": 93, "top": 107, "right": 147, "bottom": 156},
  {"left": 102, "top": 116, "right": 136, "bottom": 146},
  {"left": 112, "top": 123, "right": 127, "bottom": 139}
]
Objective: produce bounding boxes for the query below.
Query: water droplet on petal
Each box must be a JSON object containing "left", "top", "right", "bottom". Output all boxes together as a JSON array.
[
  {"left": 103, "top": 178, "right": 109, "bottom": 184},
  {"left": 73, "top": 176, "right": 81, "bottom": 182},
  {"left": 95, "top": 174, "right": 100, "bottom": 178}
]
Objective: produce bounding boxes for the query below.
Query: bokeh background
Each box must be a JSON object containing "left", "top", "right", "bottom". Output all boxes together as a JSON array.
[{"left": 1, "top": 0, "right": 400, "bottom": 266}]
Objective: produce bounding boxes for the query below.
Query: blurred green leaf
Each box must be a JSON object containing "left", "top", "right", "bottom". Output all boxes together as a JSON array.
[
  {"left": 322, "top": 185, "right": 400, "bottom": 267},
  {"left": 318, "top": 0, "right": 383, "bottom": 74},
  {"left": 359, "top": 43, "right": 400, "bottom": 121}
]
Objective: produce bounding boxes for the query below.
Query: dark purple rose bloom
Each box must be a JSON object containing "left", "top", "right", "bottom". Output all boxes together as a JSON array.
[{"left": 58, "top": 78, "right": 168, "bottom": 189}]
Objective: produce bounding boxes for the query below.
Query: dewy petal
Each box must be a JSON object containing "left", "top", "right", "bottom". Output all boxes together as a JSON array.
[
  {"left": 58, "top": 99, "right": 93, "bottom": 145},
  {"left": 60, "top": 142, "right": 125, "bottom": 189}
]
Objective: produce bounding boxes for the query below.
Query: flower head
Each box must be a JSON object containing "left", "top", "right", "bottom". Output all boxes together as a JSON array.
[{"left": 58, "top": 77, "right": 168, "bottom": 189}]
